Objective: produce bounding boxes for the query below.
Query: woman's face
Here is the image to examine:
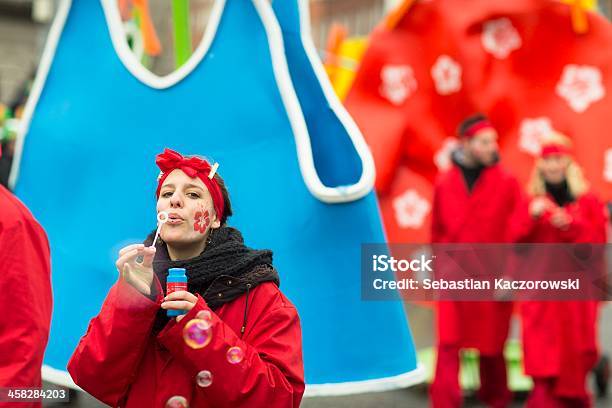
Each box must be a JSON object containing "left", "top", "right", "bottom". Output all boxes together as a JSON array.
[
  {"left": 539, "top": 154, "right": 569, "bottom": 184},
  {"left": 156, "top": 169, "right": 221, "bottom": 247}
]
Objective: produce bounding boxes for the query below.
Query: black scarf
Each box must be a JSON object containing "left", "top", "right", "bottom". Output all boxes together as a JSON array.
[
  {"left": 451, "top": 149, "right": 499, "bottom": 192},
  {"left": 545, "top": 180, "right": 574, "bottom": 207},
  {"left": 458, "top": 163, "right": 484, "bottom": 192},
  {"left": 143, "top": 226, "right": 279, "bottom": 332}
]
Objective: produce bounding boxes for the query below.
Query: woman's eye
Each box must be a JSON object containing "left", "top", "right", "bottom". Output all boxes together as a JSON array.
[
  {"left": 187, "top": 192, "right": 201, "bottom": 199},
  {"left": 162, "top": 191, "right": 173, "bottom": 198}
]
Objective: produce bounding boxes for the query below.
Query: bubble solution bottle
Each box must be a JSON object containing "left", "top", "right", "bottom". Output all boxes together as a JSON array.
[{"left": 167, "top": 268, "right": 188, "bottom": 317}]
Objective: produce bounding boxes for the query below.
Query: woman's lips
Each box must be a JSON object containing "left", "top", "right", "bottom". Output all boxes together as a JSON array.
[
  {"left": 166, "top": 213, "right": 184, "bottom": 225},
  {"left": 166, "top": 218, "right": 184, "bottom": 225}
]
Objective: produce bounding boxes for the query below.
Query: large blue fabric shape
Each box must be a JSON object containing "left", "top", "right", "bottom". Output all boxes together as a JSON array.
[{"left": 12, "top": 0, "right": 419, "bottom": 391}]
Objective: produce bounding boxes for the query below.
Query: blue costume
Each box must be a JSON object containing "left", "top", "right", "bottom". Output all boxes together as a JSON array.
[{"left": 12, "top": 0, "right": 420, "bottom": 392}]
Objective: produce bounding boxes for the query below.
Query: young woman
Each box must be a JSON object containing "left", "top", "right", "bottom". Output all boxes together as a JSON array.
[
  {"left": 509, "top": 133, "right": 607, "bottom": 407},
  {"left": 68, "top": 148, "right": 305, "bottom": 407}
]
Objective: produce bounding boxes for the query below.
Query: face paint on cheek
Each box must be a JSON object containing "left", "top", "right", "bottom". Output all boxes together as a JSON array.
[
  {"left": 203, "top": 210, "right": 211, "bottom": 229},
  {"left": 193, "top": 207, "right": 211, "bottom": 234}
]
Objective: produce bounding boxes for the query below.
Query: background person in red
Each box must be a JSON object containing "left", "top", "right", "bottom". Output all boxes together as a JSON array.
[
  {"left": 430, "top": 114, "right": 521, "bottom": 408},
  {"left": 0, "top": 165, "right": 52, "bottom": 407},
  {"left": 68, "top": 149, "right": 304, "bottom": 408},
  {"left": 509, "top": 133, "right": 608, "bottom": 407}
]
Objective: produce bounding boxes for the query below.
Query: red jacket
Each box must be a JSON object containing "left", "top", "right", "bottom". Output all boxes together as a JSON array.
[
  {"left": 510, "top": 191, "right": 608, "bottom": 245},
  {"left": 0, "top": 185, "right": 52, "bottom": 408},
  {"left": 510, "top": 191, "right": 608, "bottom": 398},
  {"left": 431, "top": 162, "right": 521, "bottom": 353},
  {"left": 68, "top": 276, "right": 304, "bottom": 408}
]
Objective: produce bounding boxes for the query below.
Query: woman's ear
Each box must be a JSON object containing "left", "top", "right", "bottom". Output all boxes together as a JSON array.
[{"left": 212, "top": 215, "right": 221, "bottom": 229}]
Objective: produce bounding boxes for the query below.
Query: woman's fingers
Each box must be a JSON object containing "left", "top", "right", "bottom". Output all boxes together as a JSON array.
[
  {"left": 161, "top": 300, "right": 195, "bottom": 310},
  {"left": 115, "top": 248, "right": 140, "bottom": 271},
  {"left": 141, "top": 247, "right": 156, "bottom": 267},
  {"left": 164, "top": 290, "right": 197, "bottom": 303},
  {"left": 122, "top": 263, "right": 132, "bottom": 280},
  {"left": 119, "top": 243, "right": 144, "bottom": 256},
  {"left": 162, "top": 291, "right": 197, "bottom": 312}
]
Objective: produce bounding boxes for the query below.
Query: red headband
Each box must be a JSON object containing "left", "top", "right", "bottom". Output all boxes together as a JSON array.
[
  {"left": 540, "top": 143, "right": 571, "bottom": 158},
  {"left": 463, "top": 120, "right": 494, "bottom": 138},
  {"left": 155, "top": 148, "right": 224, "bottom": 220}
]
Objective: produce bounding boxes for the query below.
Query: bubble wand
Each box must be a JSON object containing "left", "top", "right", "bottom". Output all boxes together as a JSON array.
[{"left": 152, "top": 211, "right": 169, "bottom": 247}]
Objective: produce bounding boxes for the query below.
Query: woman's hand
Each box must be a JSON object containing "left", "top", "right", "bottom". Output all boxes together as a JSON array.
[
  {"left": 529, "top": 197, "right": 553, "bottom": 218},
  {"left": 161, "top": 291, "right": 198, "bottom": 322},
  {"left": 116, "top": 244, "right": 156, "bottom": 296},
  {"left": 549, "top": 207, "right": 572, "bottom": 230}
]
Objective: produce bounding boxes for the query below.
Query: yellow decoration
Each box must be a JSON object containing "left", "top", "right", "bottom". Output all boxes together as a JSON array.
[
  {"left": 324, "top": 37, "right": 369, "bottom": 100},
  {"left": 560, "top": 0, "right": 597, "bottom": 10},
  {"left": 561, "top": 0, "right": 596, "bottom": 34}
]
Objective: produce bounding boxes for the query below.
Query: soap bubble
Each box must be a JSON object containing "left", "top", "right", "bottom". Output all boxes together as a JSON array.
[
  {"left": 196, "top": 310, "right": 213, "bottom": 329},
  {"left": 183, "top": 319, "right": 212, "bottom": 349},
  {"left": 165, "top": 396, "right": 188, "bottom": 408},
  {"left": 226, "top": 346, "right": 244, "bottom": 364},
  {"left": 196, "top": 370, "right": 213, "bottom": 388}
]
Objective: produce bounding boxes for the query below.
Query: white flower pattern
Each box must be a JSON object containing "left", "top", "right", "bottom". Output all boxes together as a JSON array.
[
  {"left": 434, "top": 138, "right": 460, "bottom": 171},
  {"left": 556, "top": 64, "right": 606, "bottom": 113},
  {"left": 431, "top": 55, "right": 462, "bottom": 95},
  {"left": 379, "top": 64, "right": 418, "bottom": 105},
  {"left": 481, "top": 18, "right": 522, "bottom": 59},
  {"left": 393, "top": 189, "right": 431, "bottom": 229},
  {"left": 518, "top": 117, "right": 554, "bottom": 156}
]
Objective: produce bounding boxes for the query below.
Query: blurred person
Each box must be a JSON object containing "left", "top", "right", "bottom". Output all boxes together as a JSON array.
[
  {"left": 1, "top": 103, "right": 20, "bottom": 187},
  {"left": 9, "top": 68, "right": 35, "bottom": 120},
  {"left": 430, "top": 114, "right": 522, "bottom": 408},
  {"left": 0, "top": 138, "right": 16, "bottom": 188},
  {"left": 0, "top": 150, "right": 52, "bottom": 407},
  {"left": 68, "top": 148, "right": 304, "bottom": 408},
  {"left": 509, "top": 133, "right": 608, "bottom": 407},
  {"left": 1, "top": 69, "right": 34, "bottom": 187}
]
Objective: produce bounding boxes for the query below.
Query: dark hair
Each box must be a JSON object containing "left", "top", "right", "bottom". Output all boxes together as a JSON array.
[
  {"left": 212, "top": 172, "right": 232, "bottom": 226},
  {"left": 458, "top": 113, "right": 488, "bottom": 138}
]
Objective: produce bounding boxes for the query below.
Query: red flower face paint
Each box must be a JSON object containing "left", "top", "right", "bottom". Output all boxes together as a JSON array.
[{"left": 194, "top": 209, "right": 211, "bottom": 234}]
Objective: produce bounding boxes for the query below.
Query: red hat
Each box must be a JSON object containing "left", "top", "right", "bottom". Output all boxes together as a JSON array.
[{"left": 155, "top": 148, "right": 224, "bottom": 220}]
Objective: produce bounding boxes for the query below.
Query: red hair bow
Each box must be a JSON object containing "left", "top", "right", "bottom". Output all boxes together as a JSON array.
[{"left": 156, "top": 148, "right": 213, "bottom": 179}]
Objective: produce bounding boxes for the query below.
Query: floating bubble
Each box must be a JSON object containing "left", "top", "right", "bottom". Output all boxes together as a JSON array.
[
  {"left": 196, "top": 370, "right": 213, "bottom": 388},
  {"left": 196, "top": 310, "right": 213, "bottom": 329},
  {"left": 226, "top": 346, "right": 244, "bottom": 364},
  {"left": 196, "top": 310, "right": 212, "bottom": 321},
  {"left": 183, "top": 319, "right": 212, "bottom": 349},
  {"left": 165, "top": 396, "right": 189, "bottom": 408}
]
